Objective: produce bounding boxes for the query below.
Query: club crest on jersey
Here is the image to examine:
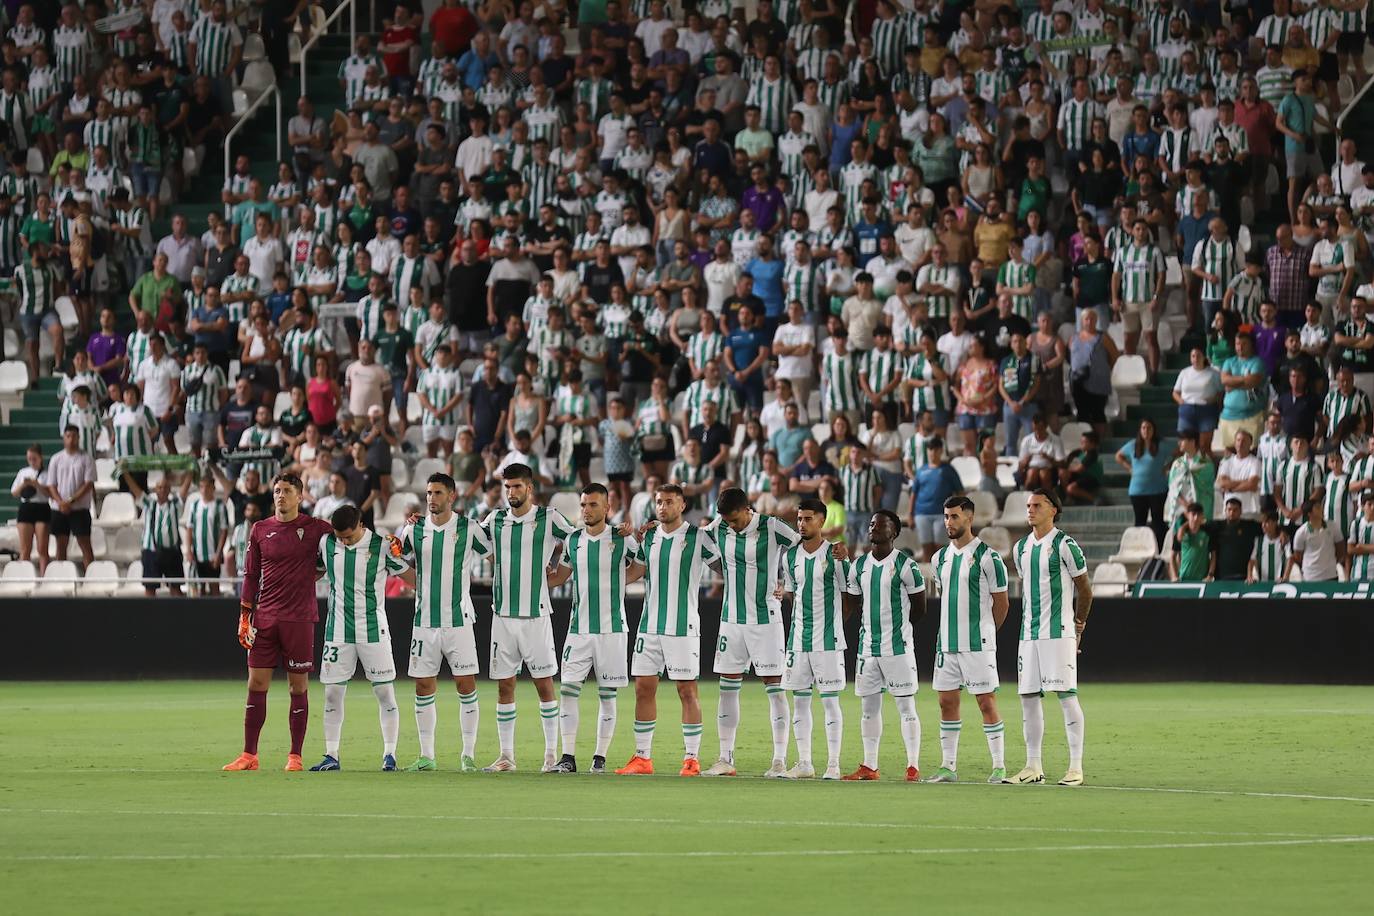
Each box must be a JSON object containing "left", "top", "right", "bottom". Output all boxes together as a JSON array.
[{"left": 296, "top": 528, "right": 305, "bottom": 540}]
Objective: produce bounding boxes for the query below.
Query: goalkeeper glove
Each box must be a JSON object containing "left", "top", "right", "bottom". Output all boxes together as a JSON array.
[{"left": 238, "top": 605, "right": 256, "bottom": 650}]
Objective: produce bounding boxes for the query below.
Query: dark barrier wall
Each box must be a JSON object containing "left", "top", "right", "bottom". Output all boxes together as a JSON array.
[{"left": 4, "top": 597, "right": 1372, "bottom": 683}]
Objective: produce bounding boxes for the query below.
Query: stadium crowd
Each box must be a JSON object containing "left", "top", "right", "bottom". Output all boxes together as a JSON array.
[{"left": 5, "top": 0, "right": 1374, "bottom": 593}]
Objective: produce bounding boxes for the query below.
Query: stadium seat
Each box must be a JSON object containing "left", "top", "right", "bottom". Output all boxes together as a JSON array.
[
  {"left": 0, "top": 560, "right": 36, "bottom": 597},
  {"left": 1092, "top": 562, "right": 1130, "bottom": 597},
  {"left": 96, "top": 492, "right": 137, "bottom": 529},
  {"left": 1057, "top": 321, "right": 1075, "bottom": 344},
  {"left": 0, "top": 522, "right": 16, "bottom": 553},
  {"left": 1109, "top": 527, "right": 1159, "bottom": 564},
  {"left": 242, "top": 32, "right": 267, "bottom": 61},
  {"left": 968, "top": 490, "right": 998, "bottom": 528},
  {"left": 1059, "top": 422, "right": 1089, "bottom": 448},
  {"left": 390, "top": 460, "right": 410, "bottom": 492},
  {"left": 25, "top": 147, "right": 44, "bottom": 175},
  {"left": 1156, "top": 320, "right": 1175, "bottom": 354},
  {"left": 93, "top": 459, "right": 117, "bottom": 495},
  {"left": 273, "top": 390, "right": 293, "bottom": 416},
  {"left": 54, "top": 296, "right": 79, "bottom": 333},
  {"left": 406, "top": 397, "right": 423, "bottom": 424},
  {"left": 1106, "top": 321, "right": 1125, "bottom": 350},
  {"left": 51, "top": 528, "right": 107, "bottom": 559},
  {"left": 979, "top": 525, "right": 1012, "bottom": 557},
  {"left": 0, "top": 360, "right": 29, "bottom": 420},
  {"left": 810, "top": 422, "right": 829, "bottom": 443},
  {"left": 1111, "top": 355, "right": 1149, "bottom": 390},
  {"left": 549, "top": 490, "right": 581, "bottom": 522},
  {"left": 118, "top": 561, "right": 146, "bottom": 596},
  {"left": 897, "top": 422, "right": 915, "bottom": 442},
  {"left": 35, "top": 560, "right": 78, "bottom": 597},
  {"left": 629, "top": 492, "right": 653, "bottom": 526},
  {"left": 109, "top": 527, "right": 141, "bottom": 563},
  {"left": 998, "top": 491, "right": 1031, "bottom": 527},
  {"left": 1237, "top": 224, "right": 1252, "bottom": 255},
  {"left": 232, "top": 89, "right": 249, "bottom": 116},
  {"left": 377, "top": 493, "right": 421, "bottom": 531},
  {"left": 411, "top": 458, "right": 446, "bottom": 492},
  {"left": 80, "top": 561, "right": 120, "bottom": 597},
  {"left": 951, "top": 456, "right": 981, "bottom": 489}
]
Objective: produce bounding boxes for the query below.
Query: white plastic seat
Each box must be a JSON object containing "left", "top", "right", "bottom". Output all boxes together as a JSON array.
[
  {"left": 411, "top": 458, "right": 447, "bottom": 492},
  {"left": 54, "top": 296, "right": 79, "bottom": 333},
  {"left": 109, "top": 526, "right": 141, "bottom": 563},
  {"left": 1106, "top": 321, "right": 1125, "bottom": 350},
  {"left": 242, "top": 33, "right": 267, "bottom": 61},
  {"left": 241, "top": 61, "right": 276, "bottom": 98},
  {"left": 810, "top": 422, "right": 830, "bottom": 443},
  {"left": 26, "top": 147, "right": 45, "bottom": 175},
  {"left": 1058, "top": 422, "right": 1089, "bottom": 448},
  {"left": 1092, "top": 561, "right": 1130, "bottom": 596},
  {"left": 0, "top": 359, "right": 29, "bottom": 394},
  {"left": 549, "top": 490, "right": 582, "bottom": 523},
  {"left": 995, "top": 464, "right": 1017, "bottom": 489},
  {"left": 1110, "top": 355, "right": 1149, "bottom": 390},
  {"left": 1156, "top": 320, "right": 1175, "bottom": 353},
  {"left": 0, "top": 560, "right": 36, "bottom": 597},
  {"left": 80, "top": 560, "right": 120, "bottom": 597},
  {"left": 94, "top": 458, "right": 118, "bottom": 494},
  {"left": 1109, "top": 527, "right": 1159, "bottom": 564},
  {"left": 273, "top": 390, "right": 293, "bottom": 416},
  {"left": 968, "top": 490, "right": 998, "bottom": 529},
  {"left": 998, "top": 490, "right": 1031, "bottom": 528},
  {"left": 96, "top": 491, "right": 137, "bottom": 528},
  {"left": 979, "top": 525, "right": 1012, "bottom": 556},
  {"left": 1237, "top": 224, "right": 1252, "bottom": 255},
  {"left": 118, "top": 561, "right": 146, "bottom": 596},
  {"left": 390, "top": 460, "right": 410, "bottom": 492},
  {"left": 232, "top": 89, "right": 250, "bottom": 116},
  {"left": 951, "top": 455, "right": 981, "bottom": 489},
  {"left": 34, "top": 560, "right": 78, "bottom": 597},
  {"left": 377, "top": 493, "right": 422, "bottom": 530},
  {"left": 0, "top": 522, "right": 17, "bottom": 552}
]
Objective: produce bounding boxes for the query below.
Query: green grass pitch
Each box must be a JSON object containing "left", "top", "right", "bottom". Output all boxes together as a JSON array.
[{"left": 1, "top": 680, "right": 1371, "bottom": 914}]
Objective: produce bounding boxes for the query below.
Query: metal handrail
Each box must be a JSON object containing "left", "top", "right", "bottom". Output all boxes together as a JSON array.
[
  {"left": 223, "top": 84, "right": 283, "bottom": 215},
  {"left": 299, "top": 0, "right": 358, "bottom": 99},
  {"left": 1336, "top": 73, "right": 1374, "bottom": 135}
]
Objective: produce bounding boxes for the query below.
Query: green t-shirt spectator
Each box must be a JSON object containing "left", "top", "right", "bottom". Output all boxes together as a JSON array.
[
  {"left": 129, "top": 271, "right": 181, "bottom": 318},
  {"left": 373, "top": 326, "right": 413, "bottom": 373},
  {"left": 1220, "top": 354, "right": 1266, "bottom": 420},
  {"left": 233, "top": 199, "right": 276, "bottom": 241},
  {"left": 20, "top": 213, "right": 56, "bottom": 246},
  {"left": 1172, "top": 519, "right": 1213, "bottom": 581},
  {"left": 1278, "top": 92, "right": 1316, "bottom": 156},
  {"left": 1017, "top": 175, "right": 1051, "bottom": 221},
  {"left": 734, "top": 127, "right": 774, "bottom": 159}
]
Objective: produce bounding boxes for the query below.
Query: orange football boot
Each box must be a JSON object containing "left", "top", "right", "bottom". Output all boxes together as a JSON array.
[
  {"left": 679, "top": 758, "right": 701, "bottom": 777},
  {"left": 841, "top": 764, "right": 880, "bottom": 781},
  {"left": 221, "top": 753, "right": 259, "bottom": 771},
  {"left": 905, "top": 766, "right": 921, "bottom": 782},
  {"left": 284, "top": 753, "right": 304, "bottom": 772},
  {"left": 614, "top": 755, "right": 654, "bottom": 775}
]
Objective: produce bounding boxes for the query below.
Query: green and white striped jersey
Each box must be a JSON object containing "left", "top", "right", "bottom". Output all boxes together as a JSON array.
[
  {"left": 745, "top": 75, "right": 796, "bottom": 134},
  {"left": 320, "top": 529, "right": 407, "bottom": 645},
  {"left": 0, "top": 90, "right": 30, "bottom": 149},
  {"left": 840, "top": 161, "right": 879, "bottom": 221},
  {"left": 821, "top": 351, "right": 861, "bottom": 414},
  {"left": 932, "top": 537, "right": 1008, "bottom": 653},
  {"left": 711, "top": 512, "right": 801, "bottom": 624},
  {"left": 109, "top": 402, "right": 158, "bottom": 459},
  {"left": 1303, "top": 6, "right": 1340, "bottom": 49},
  {"left": 1348, "top": 515, "right": 1374, "bottom": 580},
  {"left": 52, "top": 23, "right": 93, "bottom": 84},
  {"left": 860, "top": 347, "right": 904, "bottom": 403},
  {"left": 219, "top": 273, "right": 258, "bottom": 323},
  {"left": 14, "top": 261, "right": 59, "bottom": 316},
  {"left": 418, "top": 366, "right": 463, "bottom": 427},
  {"left": 60, "top": 404, "right": 99, "bottom": 455},
  {"left": 553, "top": 391, "right": 596, "bottom": 444},
  {"left": 686, "top": 330, "right": 726, "bottom": 369},
  {"left": 140, "top": 492, "right": 184, "bottom": 551},
  {"left": 282, "top": 325, "right": 332, "bottom": 381},
  {"left": 1340, "top": 0, "right": 1369, "bottom": 30},
  {"left": 1192, "top": 236, "right": 1240, "bottom": 302},
  {"left": 669, "top": 459, "right": 712, "bottom": 509},
  {"left": 1250, "top": 533, "right": 1290, "bottom": 582},
  {"left": 839, "top": 464, "right": 880, "bottom": 514},
  {"left": 1112, "top": 242, "right": 1166, "bottom": 303},
  {"left": 1274, "top": 455, "right": 1322, "bottom": 508},
  {"left": 847, "top": 548, "right": 925, "bottom": 658},
  {"left": 1324, "top": 388, "right": 1371, "bottom": 437},
  {"left": 561, "top": 527, "right": 638, "bottom": 635},
  {"left": 60, "top": 369, "right": 106, "bottom": 413},
  {"left": 996, "top": 259, "right": 1037, "bottom": 319},
  {"left": 1313, "top": 239, "right": 1354, "bottom": 298},
  {"left": 906, "top": 351, "right": 949, "bottom": 413},
  {"left": 1225, "top": 272, "right": 1265, "bottom": 323},
  {"left": 337, "top": 52, "right": 384, "bottom": 108},
  {"left": 402, "top": 514, "right": 492, "bottom": 629},
  {"left": 190, "top": 16, "right": 242, "bottom": 77},
  {"left": 1255, "top": 64, "right": 1292, "bottom": 104},
  {"left": 1012, "top": 528, "right": 1087, "bottom": 641},
  {"left": 636, "top": 522, "right": 721, "bottom": 637},
  {"left": 482, "top": 506, "right": 575, "bottom": 618},
  {"left": 781, "top": 541, "right": 850, "bottom": 652},
  {"left": 683, "top": 379, "right": 736, "bottom": 427},
  {"left": 783, "top": 260, "right": 821, "bottom": 312},
  {"left": 817, "top": 77, "right": 849, "bottom": 119},
  {"left": 870, "top": 14, "right": 906, "bottom": 73},
  {"left": 1324, "top": 472, "right": 1353, "bottom": 535},
  {"left": 180, "top": 362, "right": 228, "bottom": 414},
  {"left": 1057, "top": 97, "right": 1100, "bottom": 151},
  {"left": 915, "top": 263, "right": 959, "bottom": 318},
  {"left": 183, "top": 493, "right": 230, "bottom": 563}
]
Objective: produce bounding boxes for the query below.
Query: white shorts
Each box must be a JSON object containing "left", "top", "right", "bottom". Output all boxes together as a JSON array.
[
  {"left": 855, "top": 651, "right": 920, "bottom": 697},
  {"left": 1121, "top": 299, "right": 1156, "bottom": 334},
  {"left": 713, "top": 620, "right": 785, "bottom": 676},
  {"left": 1017, "top": 638, "right": 1078, "bottom": 694},
  {"left": 781, "top": 648, "right": 846, "bottom": 692},
  {"left": 320, "top": 638, "right": 396, "bottom": 684},
  {"left": 490, "top": 615, "right": 558, "bottom": 679},
  {"left": 422, "top": 424, "right": 455, "bottom": 444},
  {"left": 631, "top": 633, "right": 700, "bottom": 681},
  {"left": 931, "top": 648, "right": 999, "bottom": 695},
  {"left": 408, "top": 625, "right": 480, "bottom": 678},
  {"left": 561, "top": 632, "right": 630, "bottom": 688}
]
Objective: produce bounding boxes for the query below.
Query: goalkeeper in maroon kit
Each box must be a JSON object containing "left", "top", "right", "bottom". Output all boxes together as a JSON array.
[{"left": 223, "top": 473, "right": 335, "bottom": 771}]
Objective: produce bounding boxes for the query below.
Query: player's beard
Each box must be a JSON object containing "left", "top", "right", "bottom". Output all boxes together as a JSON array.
[{"left": 508, "top": 493, "right": 526, "bottom": 509}]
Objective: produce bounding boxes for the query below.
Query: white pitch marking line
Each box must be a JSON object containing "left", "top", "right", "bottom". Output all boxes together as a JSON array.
[
  {"left": 0, "top": 807, "right": 1335, "bottom": 840},
  {"left": 1079, "top": 785, "right": 1374, "bottom": 804},
  {"left": 7, "top": 837, "right": 1374, "bottom": 863}
]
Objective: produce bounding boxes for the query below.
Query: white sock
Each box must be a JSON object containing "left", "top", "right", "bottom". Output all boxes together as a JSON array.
[
  {"left": 373, "top": 682, "right": 399, "bottom": 756},
  {"left": 766, "top": 683, "right": 789, "bottom": 762},
  {"left": 820, "top": 693, "right": 843, "bottom": 769},
  {"left": 595, "top": 688, "right": 617, "bottom": 758},
  {"left": 717, "top": 677, "right": 742, "bottom": 762},
  {"left": 496, "top": 702, "right": 516, "bottom": 758},
  {"left": 792, "top": 690, "right": 813, "bottom": 765},
  {"left": 939, "top": 719, "right": 962, "bottom": 770},
  {"left": 895, "top": 695, "right": 921, "bottom": 769},
  {"left": 414, "top": 692, "right": 437, "bottom": 760},
  {"left": 682, "top": 721, "right": 703, "bottom": 759},
  {"left": 984, "top": 720, "right": 1006, "bottom": 768},
  {"left": 1021, "top": 695, "right": 1045, "bottom": 769},
  {"left": 458, "top": 690, "right": 479, "bottom": 758},
  {"left": 860, "top": 693, "right": 883, "bottom": 769},
  {"left": 559, "top": 683, "right": 581, "bottom": 757},
  {"left": 633, "top": 718, "right": 655, "bottom": 758},
  {"left": 323, "top": 683, "right": 346, "bottom": 757},
  {"left": 1060, "top": 693, "right": 1085, "bottom": 770},
  {"left": 539, "top": 699, "right": 559, "bottom": 756}
]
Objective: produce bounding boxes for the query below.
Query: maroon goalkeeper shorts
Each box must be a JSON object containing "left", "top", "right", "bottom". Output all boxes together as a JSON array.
[{"left": 247, "top": 621, "right": 316, "bottom": 673}]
